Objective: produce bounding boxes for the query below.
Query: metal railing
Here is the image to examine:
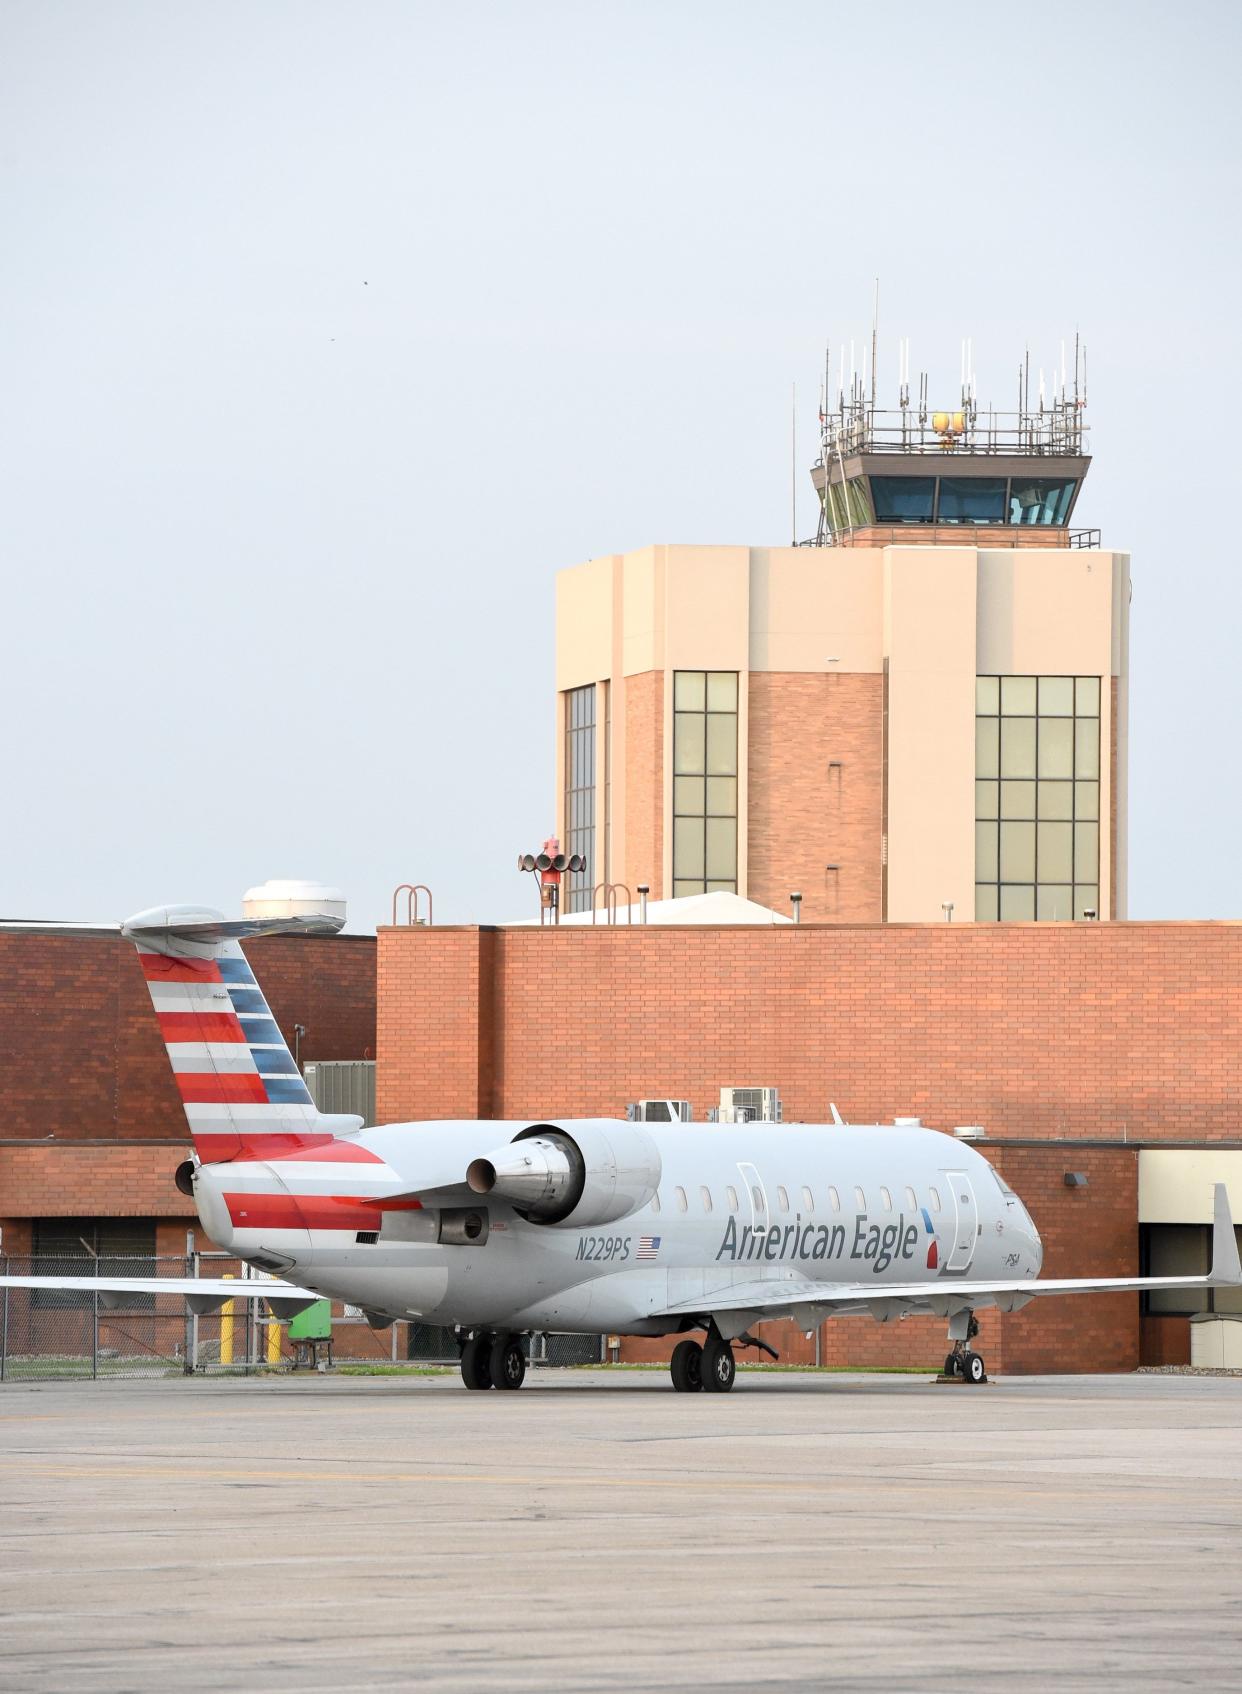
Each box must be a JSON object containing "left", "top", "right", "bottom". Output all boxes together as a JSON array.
[{"left": 0, "top": 1255, "right": 604, "bottom": 1381}]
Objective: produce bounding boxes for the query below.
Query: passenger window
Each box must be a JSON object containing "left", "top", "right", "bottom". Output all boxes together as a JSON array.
[
  {"left": 801, "top": 1186, "right": 814, "bottom": 1213},
  {"left": 904, "top": 1186, "right": 917, "bottom": 1210},
  {"left": 674, "top": 1186, "right": 688, "bottom": 1213},
  {"left": 651, "top": 1192, "right": 661, "bottom": 1214},
  {"left": 700, "top": 1185, "right": 713, "bottom": 1213},
  {"left": 752, "top": 1186, "right": 765, "bottom": 1212},
  {"left": 929, "top": 1186, "right": 942, "bottom": 1213},
  {"left": 880, "top": 1186, "right": 892, "bottom": 1212},
  {"left": 828, "top": 1186, "right": 841, "bottom": 1212},
  {"left": 776, "top": 1185, "right": 790, "bottom": 1212},
  {"left": 726, "top": 1185, "right": 739, "bottom": 1212},
  {"left": 854, "top": 1186, "right": 866, "bottom": 1211}
]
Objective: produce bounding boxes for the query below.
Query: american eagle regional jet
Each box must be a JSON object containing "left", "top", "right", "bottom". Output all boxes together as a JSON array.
[{"left": 4, "top": 904, "right": 1239, "bottom": 1393}]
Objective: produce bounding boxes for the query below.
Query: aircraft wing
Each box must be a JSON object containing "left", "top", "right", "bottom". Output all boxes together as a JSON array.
[
  {"left": 653, "top": 1183, "right": 1242, "bottom": 1337},
  {"left": 0, "top": 1276, "right": 321, "bottom": 1318}
]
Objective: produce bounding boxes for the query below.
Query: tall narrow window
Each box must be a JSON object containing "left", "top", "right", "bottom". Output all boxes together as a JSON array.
[
  {"left": 673, "top": 671, "right": 738, "bottom": 897},
  {"left": 975, "top": 675, "right": 1100, "bottom": 921},
  {"left": 564, "top": 684, "right": 596, "bottom": 913}
]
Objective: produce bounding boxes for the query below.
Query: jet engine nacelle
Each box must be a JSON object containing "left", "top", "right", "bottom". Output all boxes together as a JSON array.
[{"left": 466, "top": 1120, "right": 662, "bottom": 1228}]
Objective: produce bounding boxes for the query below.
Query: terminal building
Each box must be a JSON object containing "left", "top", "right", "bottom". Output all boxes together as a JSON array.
[{"left": 3, "top": 350, "right": 1240, "bottom": 1377}]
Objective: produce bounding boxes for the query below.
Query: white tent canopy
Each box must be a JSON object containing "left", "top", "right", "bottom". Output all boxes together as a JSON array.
[{"left": 506, "top": 890, "right": 793, "bottom": 927}]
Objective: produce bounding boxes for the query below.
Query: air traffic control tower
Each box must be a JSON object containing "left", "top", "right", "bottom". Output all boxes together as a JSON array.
[{"left": 555, "top": 347, "right": 1128, "bottom": 925}]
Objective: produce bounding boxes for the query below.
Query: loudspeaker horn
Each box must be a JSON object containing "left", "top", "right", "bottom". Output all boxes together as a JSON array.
[{"left": 535, "top": 853, "right": 552, "bottom": 871}]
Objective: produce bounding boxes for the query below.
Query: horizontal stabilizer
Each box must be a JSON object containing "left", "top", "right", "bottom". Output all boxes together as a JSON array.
[
  {"left": 123, "top": 904, "right": 344, "bottom": 958},
  {"left": 0, "top": 1275, "right": 320, "bottom": 1319}
]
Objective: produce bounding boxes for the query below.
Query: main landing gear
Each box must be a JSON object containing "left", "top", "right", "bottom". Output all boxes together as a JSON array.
[
  {"left": 943, "top": 1311, "right": 987, "bottom": 1384},
  {"left": 670, "top": 1333, "right": 738, "bottom": 1393},
  {"left": 460, "top": 1330, "right": 527, "bottom": 1390}
]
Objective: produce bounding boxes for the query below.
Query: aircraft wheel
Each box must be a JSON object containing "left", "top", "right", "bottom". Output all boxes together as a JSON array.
[
  {"left": 490, "top": 1332, "right": 527, "bottom": 1390},
  {"left": 963, "top": 1350, "right": 986, "bottom": 1384},
  {"left": 670, "top": 1339, "right": 703, "bottom": 1392},
  {"left": 461, "top": 1333, "right": 493, "bottom": 1390},
  {"left": 943, "top": 1351, "right": 960, "bottom": 1378},
  {"left": 701, "top": 1337, "right": 736, "bottom": 1393}
]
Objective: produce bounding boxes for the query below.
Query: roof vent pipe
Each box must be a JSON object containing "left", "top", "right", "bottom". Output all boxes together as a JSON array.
[
  {"left": 790, "top": 892, "right": 802, "bottom": 924},
  {"left": 637, "top": 884, "right": 649, "bottom": 925}
]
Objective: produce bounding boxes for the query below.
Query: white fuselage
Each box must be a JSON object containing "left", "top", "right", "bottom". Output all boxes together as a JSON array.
[{"left": 191, "top": 1120, "right": 1043, "bottom": 1336}]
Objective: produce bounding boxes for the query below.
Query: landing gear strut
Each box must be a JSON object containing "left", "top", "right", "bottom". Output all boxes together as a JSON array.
[
  {"left": 945, "top": 1311, "right": 986, "bottom": 1384},
  {"left": 460, "top": 1330, "right": 527, "bottom": 1390}
]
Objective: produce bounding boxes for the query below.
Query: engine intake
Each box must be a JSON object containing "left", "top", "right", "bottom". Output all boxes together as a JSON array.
[{"left": 467, "top": 1120, "right": 661, "bottom": 1228}]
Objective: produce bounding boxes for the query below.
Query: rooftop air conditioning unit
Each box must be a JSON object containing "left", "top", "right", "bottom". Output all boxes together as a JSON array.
[
  {"left": 627, "top": 1100, "right": 692, "bottom": 1123},
  {"left": 720, "top": 1087, "right": 782, "bottom": 1123},
  {"left": 953, "top": 1124, "right": 987, "bottom": 1140}
]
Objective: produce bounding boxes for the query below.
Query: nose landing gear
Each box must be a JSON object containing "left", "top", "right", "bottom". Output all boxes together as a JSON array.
[{"left": 943, "top": 1311, "right": 987, "bottom": 1384}]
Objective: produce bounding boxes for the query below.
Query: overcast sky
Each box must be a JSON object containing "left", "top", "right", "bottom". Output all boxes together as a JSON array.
[{"left": 2, "top": 1, "right": 1239, "bottom": 929}]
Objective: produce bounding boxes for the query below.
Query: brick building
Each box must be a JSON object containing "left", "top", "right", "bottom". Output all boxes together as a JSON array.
[{"left": 376, "top": 917, "right": 1242, "bottom": 1371}]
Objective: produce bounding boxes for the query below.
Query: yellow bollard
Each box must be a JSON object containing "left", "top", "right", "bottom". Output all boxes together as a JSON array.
[
  {"left": 220, "top": 1274, "right": 234, "bottom": 1366},
  {"left": 267, "top": 1312, "right": 282, "bottom": 1366}
]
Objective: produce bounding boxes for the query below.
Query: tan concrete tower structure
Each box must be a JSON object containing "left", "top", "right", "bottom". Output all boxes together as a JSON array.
[{"left": 555, "top": 358, "right": 1128, "bottom": 924}]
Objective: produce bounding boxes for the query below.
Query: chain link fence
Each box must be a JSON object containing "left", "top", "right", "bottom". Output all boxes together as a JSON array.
[{"left": 0, "top": 1255, "right": 604, "bottom": 1380}]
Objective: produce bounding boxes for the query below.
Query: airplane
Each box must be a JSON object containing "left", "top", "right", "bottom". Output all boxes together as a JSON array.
[{"left": 3, "top": 901, "right": 1239, "bottom": 1393}]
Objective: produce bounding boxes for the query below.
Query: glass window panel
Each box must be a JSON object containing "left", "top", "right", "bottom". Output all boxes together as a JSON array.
[
  {"left": 1038, "top": 781, "right": 1073, "bottom": 820},
  {"left": 1073, "top": 885, "right": 1100, "bottom": 920},
  {"left": 904, "top": 1186, "right": 917, "bottom": 1210},
  {"left": 1000, "top": 780, "right": 1035, "bottom": 820},
  {"left": 674, "top": 776, "right": 705, "bottom": 816},
  {"left": 827, "top": 482, "right": 849, "bottom": 530},
  {"left": 704, "top": 880, "right": 737, "bottom": 893},
  {"left": 1001, "top": 718, "right": 1036, "bottom": 778},
  {"left": 777, "top": 1186, "right": 790, "bottom": 1212},
  {"left": 674, "top": 671, "right": 705, "bottom": 711},
  {"left": 673, "top": 712, "right": 705, "bottom": 774},
  {"left": 879, "top": 1186, "right": 893, "bottom": 1211},
  {"left": 1001, "top": 676, "right": 1037, "bottom": 715},
  {"left": 673, "top": 816, "right": 705, "bottom": 879},
  {"left": 1037, "top": 821, "right": 1073, "bottom": 882},
  {"left": 976, "top": 676, "right": 1000, "bottom": 715},
  {"left": 1036, "top": 885, "right": 1073, "bottom": 920},
  {"left": 673, "top": 879, "right": 704, "bottom": 898},
  {"left": 705, "top": 777, "right": 736, "bottom": 816},
  {"left": 705, "top": 817, "right": 737, "bottom": 881},
  {"left": 999, "top": 821, "right": 1035, "bottom": 881},
  {"left": 1076, "top": 718, "right": 1100, "bottom": 779},
  {"left": 752, "top": 1186, "right": 765, "bottom": 1212},
  {"left": 976, "top": 718, "right": 999, "bottom": 778},
  {"left": 700, "top": 1186, "right": 713, "bottom": 1213},
  {"left": 726, "top": 1185, "right": 738, "bottom": 1212},
  {"left": 675, "top": 1186, "right": 688, "bottom": 1212},
  {"left": 870, "top": 475, "right": 935, "bottom": 522},
  {"left": 828, "top": 1186, "right": 841, "bottom": 1212},
  {"left": 854, "top": 1187, "right": 866, "bottom": 1210},
  {"left": 847, "top": 478, "right": 875, "bottom": 524},
  {"left": 705, "top": 713, "right": 737, "bottom": 776},
  {"left": 1074, "top": 822, "right": 1099, "bottom": 883},
  {"left": 1009, "top": 478, "right": 1077, "bottom": 525},
  {"left": 706, "top": 672, "right": 737, "bottom": 712},
  {"left": 1075, "top": 780, "right": 1099, "bottom": 821},
  {"left": 976, "top": 780, "right": 998, "bottom": 819},
  {"left": 974, "top": 884, "right": 999, "bottom": 921},
  {"left": 1039, "top": 676, "right": 1074, "bottom": 716},
  {"left": 1076, "top": 676, "right": 1100, "bottom": 717},
  {"left": 1000, "top": 884, "right": 1036, "bottom": 921},
  {"left": 929, "top": 1186, "right": 942, "bottom": 1213},
  {"left": 975, "top": 822, "right": 999, "bottom": 881},
  {"left": 801, "top": 1186, "right": 814, "bottom": 1212},
  {"left": 1038, "top": 717, "right": 1073, "bottom": 779},
  {"left": 937, "top": 476, "right": 1007, "bottom": 524}
]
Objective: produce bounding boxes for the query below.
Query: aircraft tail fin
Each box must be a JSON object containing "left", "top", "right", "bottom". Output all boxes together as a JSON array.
[{"left": 122, "top": 904, "right": 351, "bottom": 1164}]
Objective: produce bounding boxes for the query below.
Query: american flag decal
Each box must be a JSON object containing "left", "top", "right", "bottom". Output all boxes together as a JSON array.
[{"left": 637, "top": 1235, "right": 661, "bottom": 1261}]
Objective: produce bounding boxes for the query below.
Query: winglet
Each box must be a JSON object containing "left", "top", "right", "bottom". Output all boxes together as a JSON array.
[{"left": 1210, "top": 1184, "right": 1242, "bottom": 1286}]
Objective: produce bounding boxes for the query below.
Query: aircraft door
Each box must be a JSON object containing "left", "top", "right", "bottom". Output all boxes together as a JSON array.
[
  {"left": 943, "top": 1170, "right": 979, "bottom": 1273},
  {"left": 736, "top": 1162, "right": 770, "bottom": 1234}
]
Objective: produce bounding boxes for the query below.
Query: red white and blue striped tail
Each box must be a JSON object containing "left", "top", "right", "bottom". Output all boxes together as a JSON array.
[{"left": 122, "top": 904, "right": 349, "bottom": 1164}]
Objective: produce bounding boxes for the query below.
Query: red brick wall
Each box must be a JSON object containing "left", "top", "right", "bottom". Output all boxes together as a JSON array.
[
  {"left": 378, "top": 921, "right": 1242, "bottom": 1140},
  {"left": 747, "top": 672, "right": 883, "bottom": 922},
  {"left": 624, "top": 671, "right": 663, "bottom": 898},
  {"left": 0, "top": 930, "right": 376, "bottom": 1144}
]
